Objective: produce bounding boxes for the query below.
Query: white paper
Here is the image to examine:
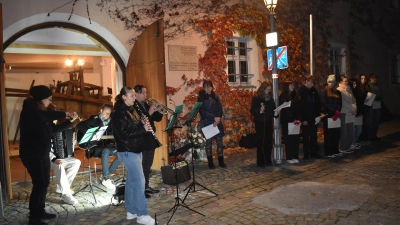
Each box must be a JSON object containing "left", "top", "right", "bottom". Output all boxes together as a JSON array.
[
  {"left": 372, "top": 101, "right": 381, "bottom": 109},
  {"left": 328, "top": 118, "right": 341, "bottom": 128},
  {"left": 274, "top": 101, "right": 291, "bottom": 112},
  {"left": 201, "top": 124, "right": 220, "bottom": 139},
  {"left": 345, "top": 113, "right": 355, "bottom": 123},
  {"left": 364, "top": 92, "right": 376, "bottom": 106},
  {"left": 288, "top": 123, "right": 301, "bottom": 135},
  {"left": 354, "top": 116, "right": 363, "bottom": 125}
]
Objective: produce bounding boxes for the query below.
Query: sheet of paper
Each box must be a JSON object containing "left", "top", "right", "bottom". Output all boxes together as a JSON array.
[
  {"left": 288, "top": 123, "right": 300, "bottom": 135},
  {"left": 364, "top": 92, "right": 376, "bottom": 106},
  {"left": 372, "top": 101, "right": 381, "bottom": 109},
  {"left": 354, "top": 116, "right": 363, "bottom": 125},
  {"left": 327, "top": 118, "right": 341, "bottom": 128},
  {"left": 201, "top": 124, "right": 220, "bottom": 139},
  {"left": 345, "top": 113, "right": 355, "bottom": 123},
  {"left": 274, "top": 101, "right": 291, "bottom": 112}
]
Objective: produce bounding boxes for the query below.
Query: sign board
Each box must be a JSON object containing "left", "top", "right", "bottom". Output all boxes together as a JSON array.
[
  {"left": 168, "top": 45, "right": 198, "bottom": 71},
  {"left": 267, "top": 46, "right": 288, "bottom": 70}
]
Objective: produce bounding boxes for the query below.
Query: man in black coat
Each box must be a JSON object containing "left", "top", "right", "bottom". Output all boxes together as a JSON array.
[
  {"left": 134, "top": 85, "right": 163, "bottom": 198},
  {"left": 76, "top": 104, "right": 120, "bottom": 190},
  {"left": 299, "top": 75, "right": 323, "bottom": 159}
]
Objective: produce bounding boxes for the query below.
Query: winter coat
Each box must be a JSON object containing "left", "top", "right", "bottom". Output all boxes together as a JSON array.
[
  {"left": 19, "top": 98, "right": 71, "bottom": 160},
  {"left": 351, "top": 86, "right": 364, "bottom": 116},
  {"left": 366, "top": 82, "right": 382, "bottom": 101},
  {"left": 198, "top": 90, "right": 225, "bottom": 137},
  {"left": 279, "top": 90, "right": 302, "bottom": 125},
  {"left": 250, "top": 96, "right": 276, "bottom": 123},
  {"left": 337, "top": 83, "right": 356, "bottom": 113},
  {"left": 298, "top": 85, "right": 322, "bottom": 123},
  {"left": 111, "top": 101, "right": 147, "bottom": 153},
  {"left": 320, "top": 86, "right": 342, "bottom": 117},
  {"left": 135, "top": 100, "right": 163, "bottom": 151}
]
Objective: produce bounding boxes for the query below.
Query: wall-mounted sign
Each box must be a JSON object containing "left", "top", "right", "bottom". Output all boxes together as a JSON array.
[{"left": 168, "top": 45, "right": 198, "bottom": 71}]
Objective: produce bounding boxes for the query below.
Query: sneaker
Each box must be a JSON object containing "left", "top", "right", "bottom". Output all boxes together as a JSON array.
[
  {"left": 137, "top": 215, "right": 155, "bottom": 225},
  {"left": 334, "top": 153, "right": 343, "bottom": 156},
  {"left": 286, "top": 159, "right": 295, "bottom": 164},
  {"left": 292, "top": 159, "right": 299, "bottom": 163},
  {"left": 102, "top": 179, "right": 115, "bottom": 190},
  {"left": 355, "top": 143, "right": 362, "bottom": 148},
  {"left": 62, "top": 193, "right": 78, "bottom": 205},
  {"left": 127, "top": 212, "right": 137, "bottom": 220},
  {"left": 327, "top": 155, "right": 336, "bottom": 158},
  {"left": 339, "top": 149, "right": 352, "bottom": 154},
  {"left": 55, "top": 185, "right": 74, "bottom": 194}
]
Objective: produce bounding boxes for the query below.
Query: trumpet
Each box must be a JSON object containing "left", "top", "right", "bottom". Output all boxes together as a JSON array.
[{"left": 144, "top": 98, "right": 175, "bottom": 115}]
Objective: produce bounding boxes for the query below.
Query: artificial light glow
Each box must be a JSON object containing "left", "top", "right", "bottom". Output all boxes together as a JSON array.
[
  {"left": 77, "top": 59, "right": 85, "bottom": 66},
  {"left": 266, "top": 32, "right": 278, "bottom": 47},
  {"left": 65, "top": 59, "right": 73, "bottom": 66},
  {"left": 264, "top": 0, "right": 278, "bottom": 13}
]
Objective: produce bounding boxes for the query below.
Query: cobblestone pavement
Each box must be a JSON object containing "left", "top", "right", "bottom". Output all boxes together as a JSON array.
[{"left": 1, "top": 119, "right": 400, "bottom": 225}]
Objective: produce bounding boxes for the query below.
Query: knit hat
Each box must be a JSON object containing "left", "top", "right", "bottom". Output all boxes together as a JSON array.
[
  {"left": 327, "top": 74, "right": 336, "bottom": 83},
  {"left": 30, "top": 85, "right": 52, "bottom": 101}
]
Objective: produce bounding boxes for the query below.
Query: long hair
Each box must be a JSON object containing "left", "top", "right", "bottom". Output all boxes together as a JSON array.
[
  {"left": 255, "top": 81, "right": 272, "bottom": 99},
  {"left": 115, "top": 86, "right": 133, "bottom": 103},
  {"left": 326, "top": 84, "right": 340, "bottom": 98},
  {"left": 280, "top": 81, "right": 293, "bottom": 100}
]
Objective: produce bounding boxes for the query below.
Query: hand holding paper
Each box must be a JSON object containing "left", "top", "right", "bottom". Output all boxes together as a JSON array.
[
  {"left": 293, "top": 120, "right": 301, "bottom": 125},
  {"left": 332, "top": 111, "right": 340, "bottom": 121},
  {"left": 315, "top": 116, "right": 321, "bottom": 125},
  {"left": 274, "top": 101, "right": 291, "bottom": 112}
]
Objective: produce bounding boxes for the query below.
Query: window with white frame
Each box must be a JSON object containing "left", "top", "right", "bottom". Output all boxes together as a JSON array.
[
  {"left": 226, "top": 38, "right": 254, "bottom": 87},
  {"left": 390, "top": 52, "right": 400, "bottom": 84},
  {"left": 329, "top": 48, "right": 345, "bottom": 80}
]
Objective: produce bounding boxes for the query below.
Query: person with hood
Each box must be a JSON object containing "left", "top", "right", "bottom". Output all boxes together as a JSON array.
[
  {"left": 19, "top": 85, "right": 77, "bottom": 225},
  {"left": 250, "top": 81, "right": 278, "bottom": 167},
  {"left": 298, "top": 75, "right": 323, "bottom": 159},
  {"left": 198, "top": 80, "right": 226, "bottom": 169},
  {"left": 111, "top": 86, "right": 155, "bottom": 225},
  {"left": 76, "top": 104, "right": 120, "bottom": 190},
  {"left": 320, "top": 75, "right": 342, "bottom": 158},
  {"left": 336, "top": 75, "right": 357, "bottom": 153},
  {"left": 279, "top": 81, "right": 302, "bottom": 164},
  {"left": 365, "top": 73, "right": 382, "bottom": 141}
]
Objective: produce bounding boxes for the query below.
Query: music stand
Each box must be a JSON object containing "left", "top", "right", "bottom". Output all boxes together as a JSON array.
[
  {"left": 74, "top": 126, "right": 107, "bottom": 204},
  {"left": 182, "top": 102, "right": 218, "bottom": 203},
  {"left": 164, "top": 105, "right": 204, "bottom": 225}
]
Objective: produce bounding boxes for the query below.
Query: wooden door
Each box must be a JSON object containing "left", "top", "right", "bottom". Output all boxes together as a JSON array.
[
  {"left": 126, "top": 20, "right": 168, "bottom": 169},
  {"left": 0, "top": 3, "right": 12, "bottom": 200}
]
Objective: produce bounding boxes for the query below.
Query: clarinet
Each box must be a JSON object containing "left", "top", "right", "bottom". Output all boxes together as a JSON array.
[{"left": 133, "top": 102, "right": 162, "bottom": 148}]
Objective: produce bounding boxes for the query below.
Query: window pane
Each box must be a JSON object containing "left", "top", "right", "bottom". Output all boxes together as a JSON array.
[
  {"left": 227, "top": 41, "right": 235, "bottom": 55},
  {"left": 240, "top": 75, "right": 248, "bottom": 83},
  {"left": 229, "top": 75, "right": 236, "bottom": 83},
  {"left": 239, "top": 42, "right": 246, "bottom": 56},
  {"left": 228, "top": 61, "right": 236, "bottom": 75},
  {"left": 239, "top": 61, "right": 248, "bottom": 74}
]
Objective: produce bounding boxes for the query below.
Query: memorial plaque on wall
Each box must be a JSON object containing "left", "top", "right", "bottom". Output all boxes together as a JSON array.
[{"left": 168, "top": 45, "right": 198, "bottom": 71}]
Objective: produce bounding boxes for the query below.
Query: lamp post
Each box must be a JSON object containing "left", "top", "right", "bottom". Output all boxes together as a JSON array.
[{"left": 264, "top": 0, "right": 283, "bottom": 164}]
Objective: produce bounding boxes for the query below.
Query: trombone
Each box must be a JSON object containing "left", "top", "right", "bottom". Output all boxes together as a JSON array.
[{"left": 144, "top": 98, "right": 175, "bottom": 114}]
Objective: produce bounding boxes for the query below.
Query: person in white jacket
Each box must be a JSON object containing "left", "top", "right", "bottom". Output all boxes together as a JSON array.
[
  {"left": 50, "top": 129, "right": 80, "bottom": 205},
  {"left": 336, "top": 75, "right": 357, "bottom": 153}
]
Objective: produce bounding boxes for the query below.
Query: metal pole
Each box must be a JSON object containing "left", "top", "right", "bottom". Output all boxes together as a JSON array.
[
  {"left": 270, "top": 13, "right": 283, "bottom": 164},
  {"left": 310, "top": 14, "right": 313, "bottom": 75}
]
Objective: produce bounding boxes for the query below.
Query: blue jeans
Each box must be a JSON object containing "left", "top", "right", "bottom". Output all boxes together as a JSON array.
[
  {"left": 353, "top": 124, "right": 362, "bottom": 144},
  {"left": 95, "top": 146, "right": 120, "bottom": 180},
  {"left": 117, "top": 151, "right": 148, "bottom": 216}
]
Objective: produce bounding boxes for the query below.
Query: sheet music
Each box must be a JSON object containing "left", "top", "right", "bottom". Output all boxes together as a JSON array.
[
  {"left": 288, "top": 123, "right": 301, "bottom": 135},
  {"left": 364, "top": 92, "right": 376, "bottom": 106},
  {"left": 201, "top": 124, "right": 220, "bottom": 139},
  {"left": 90, "top": 126, "right": 108, "bottom": 141},
  {"left": 274, "top": 101, "right": 291, "bottom": 112},
  {"left": 327, "top": 118, "right": 341, "bottom": 128}
]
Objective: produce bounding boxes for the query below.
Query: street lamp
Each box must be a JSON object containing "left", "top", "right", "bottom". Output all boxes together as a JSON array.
[{"left": 264, "top": 0, "right": 284, "bottom": 164}]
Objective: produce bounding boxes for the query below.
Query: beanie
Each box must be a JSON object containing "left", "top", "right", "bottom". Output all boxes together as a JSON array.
[
  {"left": 327, "top": 74, "right": 336, "bottom": 83},
  {"left": 30, "top": 85, "right": 52, "bottom": 101}
]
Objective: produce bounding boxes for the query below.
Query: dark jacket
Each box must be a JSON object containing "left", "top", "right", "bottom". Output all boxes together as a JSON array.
[
  {"left": 298, "top": 85, "right": 322, "bottom": 123},
  {"left": 198, "top": 90, "right": 225, "bottom": 137},
  {"left": 351, "top": 86, "right": 364, "bottom": 116},
  {"left": 135, "top": 100, "right": 163, "bottom": 150},
  {"left": 76, "top": 114, "right": 114, "bottom": 157},
  {"left": 366, "top": 82, "right": 382, "bottom": 101},
  {"left": 320, "top": 86, "right": 342, "bottom": 118},
  {"left": 279, "top": 90, "right": 302, "bottom": 125},
  {"left": 19, "top": 98, "right": 71, "bottom": 160},
  {"left": 250, "top": 96, "right": 276, "bottom": 123},
  {"left": 111, "top": 101, "right": 147, "bottom": 153}
]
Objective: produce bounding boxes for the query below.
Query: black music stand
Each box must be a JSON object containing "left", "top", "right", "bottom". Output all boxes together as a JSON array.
[
  {"left": 74, "top": 126, "right": 107, "bottom": 204},
  {"left": 164, "top": 105, "right": 204, "bottom": 225},
  {"left": 182, "top": 102, "right": 217, "bottom": 203}
]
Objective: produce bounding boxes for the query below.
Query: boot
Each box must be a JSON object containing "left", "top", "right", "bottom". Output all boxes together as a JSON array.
[
  {"left": 207, "top": 156, "right": 216, "bottom": 169},
  {"left": 218, "top": 156, "right": 227, "bottom": 168}
]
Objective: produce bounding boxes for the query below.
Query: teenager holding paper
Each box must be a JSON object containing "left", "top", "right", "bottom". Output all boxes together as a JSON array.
[
  {"left": 198, "top": 80, "right": 226, "bottom": 169},
  {"left": 279, "top": 81, "right": 302, "bottom": 164},
  {"left": 321, "top": 75, "right": 342, "bottom": 158},
  {"left": 365, "top": 73, "right": 382, "bottom": 141}
]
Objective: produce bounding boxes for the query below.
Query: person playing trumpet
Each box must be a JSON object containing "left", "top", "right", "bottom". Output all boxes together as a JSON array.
[{"left": 134, "top": 85, "right": 163, "bottom": 197}]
